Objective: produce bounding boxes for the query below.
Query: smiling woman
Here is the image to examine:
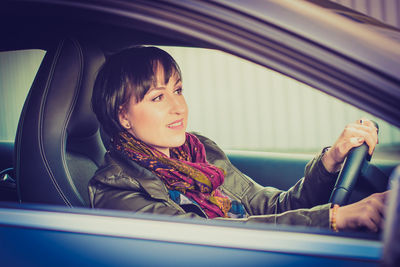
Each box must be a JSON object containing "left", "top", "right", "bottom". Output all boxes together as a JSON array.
[
  {"left": 88, "top": 45, "right": 388, "bottom": 232},
  {"left": 92, "top": 47, "right": 187, "bottom": 157},
  {"left": 118, "top": 68, "right": 187, "bottom": 157}
]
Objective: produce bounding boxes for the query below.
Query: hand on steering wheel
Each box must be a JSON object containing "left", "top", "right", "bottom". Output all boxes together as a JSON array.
[
  {"left": 322, "top": 119, "right": 385, "bottom": 232},
  {"left": 335, "top": 191, "right": 389, "bottom": 232},
  {"left": 322, "top": 119, "right": 378, "bottom": 174},
  {"left": 323, "top": 119, "right": 378, "bottom": 206}
]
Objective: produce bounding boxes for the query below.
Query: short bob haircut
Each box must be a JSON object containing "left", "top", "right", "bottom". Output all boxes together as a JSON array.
[{"left": 91, "top": 46, "right": 181, "bottom": 137}]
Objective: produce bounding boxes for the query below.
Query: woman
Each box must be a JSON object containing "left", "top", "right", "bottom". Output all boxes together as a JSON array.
[{"left": 89, "top": 46, "right": 387, "bottom": 232}]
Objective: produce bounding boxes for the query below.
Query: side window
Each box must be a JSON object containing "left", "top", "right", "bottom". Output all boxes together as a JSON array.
[
  {"left": 161, "top": 46, "right": 400, "bottom": 159},
  {"left": 0, "top": 49, "right": 46, "bottom": 141}
]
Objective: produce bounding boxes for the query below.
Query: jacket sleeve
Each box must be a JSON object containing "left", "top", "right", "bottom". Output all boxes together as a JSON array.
[
  {"left": 198, "top": 134, "right": 337, "bottom": 228},
  {"left": 220, "top": 203, "right": 331, "bottom": 228},
  {"left": 219, "top": 151, "right": 335, "bottom": 228},
  {"left": 245, "top": 149, "right": 338, "bottom": 215}
]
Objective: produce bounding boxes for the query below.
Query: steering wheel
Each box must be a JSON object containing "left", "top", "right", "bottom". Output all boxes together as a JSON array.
[{"left": 329, "top": 122, "right": 379, "bottom": 206}]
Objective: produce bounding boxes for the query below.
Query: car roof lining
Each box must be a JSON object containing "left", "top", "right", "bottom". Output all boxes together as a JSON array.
[{"left": 0, "top": 7, "right": 204, "bottom": 54}]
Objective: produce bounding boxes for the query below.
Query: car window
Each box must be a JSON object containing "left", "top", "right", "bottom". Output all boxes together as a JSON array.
[
  {"left": 0, "top": 49, "right": 46, "bottom": 141},
  {"left": 161, "top": 46, "right": 400, "bottom": 160},
  {"left": 1, "top": 47, "right": 399, "bottom": 161}
]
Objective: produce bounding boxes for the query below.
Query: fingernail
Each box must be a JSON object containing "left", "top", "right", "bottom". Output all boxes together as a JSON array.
[{"left": 357, "top": 137, "right": 364, "bottom": 142}]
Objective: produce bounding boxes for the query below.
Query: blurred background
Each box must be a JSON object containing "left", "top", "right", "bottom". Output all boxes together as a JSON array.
[{"left": 1, "top": 0, "right": 399, "bottom": 159}]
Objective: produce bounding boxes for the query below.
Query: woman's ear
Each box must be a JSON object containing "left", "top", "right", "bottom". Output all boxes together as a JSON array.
[{"left": 118, "top": 107, "right": 131, "bottom": 130}]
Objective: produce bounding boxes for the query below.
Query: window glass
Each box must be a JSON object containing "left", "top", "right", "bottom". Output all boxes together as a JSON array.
[
  {"left": 161, "top": 46, "right": 400, "bottom": 159},
  {"left": 0, "top": 49, "right": 46, "bottom": 141}
]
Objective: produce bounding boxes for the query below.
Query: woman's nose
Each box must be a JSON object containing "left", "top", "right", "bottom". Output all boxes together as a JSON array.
[{"left": 169, "top": 95, "right": 187, "bottom": 114}]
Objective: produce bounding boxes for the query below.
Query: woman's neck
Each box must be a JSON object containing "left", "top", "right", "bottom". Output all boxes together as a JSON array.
[{"left": 157, "top": 147, "right": 170, "bottom": 157}]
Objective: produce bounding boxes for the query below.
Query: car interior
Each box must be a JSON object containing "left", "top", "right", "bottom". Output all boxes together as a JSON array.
[{"left": 0, "top": 2, "right": 398, "bottom": 240}]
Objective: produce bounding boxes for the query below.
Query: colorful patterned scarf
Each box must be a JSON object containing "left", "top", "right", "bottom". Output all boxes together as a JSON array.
[{"left": 112, "top": 132, "right": 232, "bottom": 218}]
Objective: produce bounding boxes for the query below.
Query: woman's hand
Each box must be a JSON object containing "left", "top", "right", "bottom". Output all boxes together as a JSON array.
[
  {"left": 322, "top": 119, "right": 378, "bottom": 173},
  {"left": 333, "top": 191, "right": 389, "bottom": 232}
]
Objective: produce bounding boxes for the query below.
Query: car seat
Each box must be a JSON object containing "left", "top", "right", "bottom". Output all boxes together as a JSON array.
[{"left": 14, "top": 37, "right": 106, "bottom": 207}]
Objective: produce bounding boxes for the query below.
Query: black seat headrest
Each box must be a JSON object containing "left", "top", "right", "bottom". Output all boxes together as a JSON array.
[{"left": 15, "top": 37, "right": 106, "bottom": 207}]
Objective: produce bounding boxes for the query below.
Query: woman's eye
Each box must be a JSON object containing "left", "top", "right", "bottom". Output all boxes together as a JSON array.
[
  {"left": 152, "top": 94, "right": 163, "bottom": 102},
  {"left": 174, "top": 88, "right": 183, "bottom": 95}
]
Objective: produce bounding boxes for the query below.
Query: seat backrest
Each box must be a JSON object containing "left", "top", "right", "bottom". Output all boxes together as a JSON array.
[{"left": 15, "top": 38, "right": 106, "bottom": 207}]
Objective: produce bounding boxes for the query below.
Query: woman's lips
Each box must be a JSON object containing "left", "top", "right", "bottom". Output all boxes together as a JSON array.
[{"left": 167, "top": 119, "right": 184, "bottom": 129}]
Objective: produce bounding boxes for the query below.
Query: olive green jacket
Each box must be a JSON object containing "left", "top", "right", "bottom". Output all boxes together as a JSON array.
[{"left": 88, "top": 134, "right": 337, "bottom": 228}]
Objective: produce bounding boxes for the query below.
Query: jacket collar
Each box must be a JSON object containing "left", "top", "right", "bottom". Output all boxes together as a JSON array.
[{"left": 108, "top": 149, "right": 170, "bottom": 202}]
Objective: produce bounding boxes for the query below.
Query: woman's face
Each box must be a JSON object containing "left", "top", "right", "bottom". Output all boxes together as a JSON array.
[{"left": 119, "top": 65, "right": 188, "bottom": 157}]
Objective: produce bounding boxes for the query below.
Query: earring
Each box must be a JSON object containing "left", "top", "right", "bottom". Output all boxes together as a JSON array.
[{"left": 125, "top": 123, "right": 131, "bottom": 129}]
